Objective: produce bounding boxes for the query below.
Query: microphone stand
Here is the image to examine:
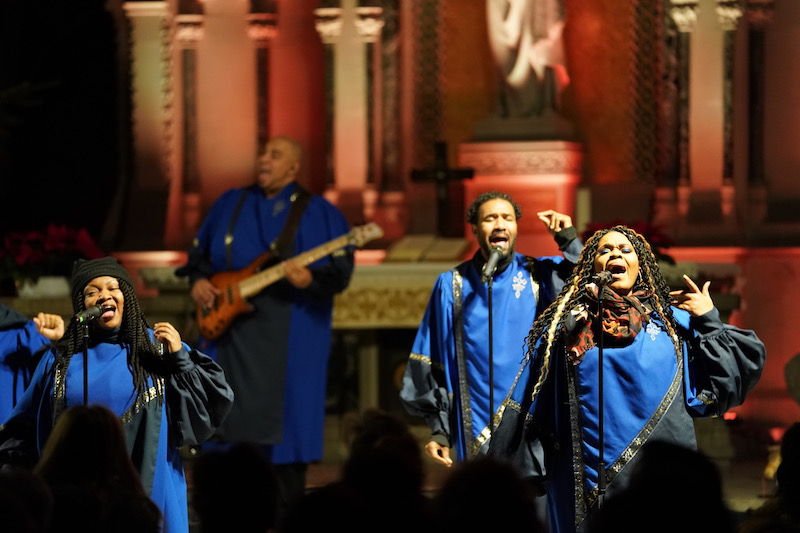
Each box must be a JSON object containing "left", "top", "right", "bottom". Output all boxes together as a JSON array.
[
  {"left": 81, "top": 322, "right": 90, "bottom": 406},
  {"left": 596, "top": 281, "right": 607, "bottom": 509},
  {"left": 481, "top": 247, "right": 501, "bottom": 451},
  {"left": 486, "top": 272, "right": 495, "bottom": 447}
]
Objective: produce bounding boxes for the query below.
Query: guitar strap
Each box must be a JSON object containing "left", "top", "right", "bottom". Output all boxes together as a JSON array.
[
  {"left": 224, "top": 189, "right": 251, "bottom": 270},
  {"left": 269, "top": 186, "right": 311, "bottom": 260},
  {"left": 223, "top": 186, "right": 311, "bottom": 269}
]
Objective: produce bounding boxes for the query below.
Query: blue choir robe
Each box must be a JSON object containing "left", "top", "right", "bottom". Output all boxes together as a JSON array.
[
  {"left": 494, "top": 307, "right": 765, "bottom": 533},
  {"left": 400, "top": 235, "right": 582, "bottom": 461},
  {"left": 178, "top": 182, "right": 354, "bottom": 464},
  {"left": 0, "top": 334, "right": 234, "bottom": 533},
  {"left": 0, "top": 305, "right": 51, "bottom": 424}
]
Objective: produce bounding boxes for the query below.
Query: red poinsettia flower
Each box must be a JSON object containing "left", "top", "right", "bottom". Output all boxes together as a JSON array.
[{"left": 0, "top": 225, "right": 105, "bottom": 284}]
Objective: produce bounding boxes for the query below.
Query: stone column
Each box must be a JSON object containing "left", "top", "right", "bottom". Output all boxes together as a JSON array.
[
  {"left": 369, "top": 0, "right": 406, "bottom": 242},
  {"left": 744, "top": 0, "right": 775, "bottom": 225},
  {"left": 247, "top": 0, "right": 279, "bottom": 156},
  {"left": 716, "top": 0, "right": 743, "bottom": 222},
  {"left": 681, "top": 0, "right": 729, "bottom": 238},
  {"left": 123, "top": 1, "right": 174, "bottom": 249},
  {"left": 357, "top": 2, "right": 385, "bottom": 222},
  {"left": 314, "top": 0, "right": 384, "bottom": 223},
  {"left": 668, "top": 0, "right": 699, "bottom": 220},
  {"left": 170, "top": 1, "right": 205, "bottom": 247}
]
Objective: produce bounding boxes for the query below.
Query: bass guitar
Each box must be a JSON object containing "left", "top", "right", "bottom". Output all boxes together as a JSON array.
[{"left": 197, "top": 222, "right": 383, "bottom": 340}]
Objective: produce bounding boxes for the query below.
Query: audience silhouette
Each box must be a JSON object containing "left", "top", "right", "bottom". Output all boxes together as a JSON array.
[
  {"left": 282, "top": 408, "right": 434, "bottom": 533},
  {"left": 4, "top": 402, "right": 781, "bottom": 533},
  {"left": 433, "top": 455, "right": 545, "bottom": 532},
  {"left": 33, "top": 405, "right": 161, "bottom": 533},
  {"left": 191, "top": 442, "right": 280, "bottom": 533},
  {"left": 739, "top": 422, "right": 800, "bottom": 533},
  {"left": 586, "top": 439, "right": 736, "bottom": 533},
  {"left": 0, "top": 467, "right": 53, "bottom": 533}
]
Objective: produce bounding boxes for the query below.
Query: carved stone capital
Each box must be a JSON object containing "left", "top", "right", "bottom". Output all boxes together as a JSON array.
[
  {"left": 670, "top": 0, "right": 700, "bottom": 33},
  {"left": 247, "top": 13, "right": 278, "bottom": 46},
  {"left": 716, "top": 1, "right": 743, "bottom": 31},
  {"left": 123, "top": 1, "right": 168, "bottom": 18},
  {"left": 314, "top": 7, "right": 343, "bottom": 44},
  {"left": 744, "top": 0, "right": 775, "bottom": 29},
  {"left": 176, "top": 14, "right": 204, "bottom": 46},
  {"left": 355, "top": 6, "right": 384, "bottom": 43}
]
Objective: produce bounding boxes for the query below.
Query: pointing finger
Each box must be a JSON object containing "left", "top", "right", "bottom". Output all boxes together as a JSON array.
[
  {"left": 682, "top": 274, "right": 701, "bottom": 293},
  {"left": 536, "top": 212, "right": 551, "bottom": 226}
]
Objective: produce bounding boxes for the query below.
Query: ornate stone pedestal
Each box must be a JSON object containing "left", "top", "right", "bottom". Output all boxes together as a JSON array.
[{"left": 458, "top": 140, "right": 583, "bottom": 256}]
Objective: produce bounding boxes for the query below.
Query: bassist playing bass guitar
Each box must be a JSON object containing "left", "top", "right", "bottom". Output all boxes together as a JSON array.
[{"left": 175, "top": 136, "right": 357, "bottom": 520}]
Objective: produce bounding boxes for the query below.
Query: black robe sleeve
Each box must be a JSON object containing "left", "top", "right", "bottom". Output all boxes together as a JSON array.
[
  {"left": 399, "top": 355, "right": 452, "bottom": 443},
  {"left": 163, "top": 346, "right": 235, "bottom": 446},
  {"left": 303, "top": 248, "right": 355, "bottom": 300},
  {"left": 174, "top": 240, "right": 214, "bottom": 286},
  {"left": 686, "top": 308, "right": 766, "bottom": 416}
]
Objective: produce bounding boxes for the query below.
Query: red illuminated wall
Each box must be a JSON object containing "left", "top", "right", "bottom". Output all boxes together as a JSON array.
[
  {"left": 269, "top": 0, "right": 327, "bottom": 194},
  {"left": 670, "top": 247, "right": 800, "bottom": 428}
]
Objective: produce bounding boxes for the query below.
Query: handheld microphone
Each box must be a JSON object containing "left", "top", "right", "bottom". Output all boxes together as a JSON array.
[
  {"left": 592, "top": 271, "right": 614, "bottom": 286},
  {"left": 481, "top": 247, "right": 504, "bottom": 283},
  {"left": 74, "top": 305, "right": 102, "bottom": 324},
  {"left": 156, "top": 337, "right": 172, "bottom": 356}
]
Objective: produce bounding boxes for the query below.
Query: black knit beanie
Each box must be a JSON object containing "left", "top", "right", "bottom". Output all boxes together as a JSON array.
[{"left": 70, "top": 257, "right": 134, "bottom": 305}]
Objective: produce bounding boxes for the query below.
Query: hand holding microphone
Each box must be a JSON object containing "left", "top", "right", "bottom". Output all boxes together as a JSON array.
[{"left": 153, "top": 322, "right": 182, "bottom": 355}]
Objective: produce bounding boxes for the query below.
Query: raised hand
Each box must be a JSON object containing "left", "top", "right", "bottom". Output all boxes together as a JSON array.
[
  {"left": 33, "top": 312, "right": 65, "bottom": 341},
  {"left": 537, "top": 210, "right": 573, "bottom": 234},
  {"left": 669, "top": 274, "right": 714, "bottom": 317}
]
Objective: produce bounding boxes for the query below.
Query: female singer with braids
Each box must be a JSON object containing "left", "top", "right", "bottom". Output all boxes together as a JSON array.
[
  {"left": 0, "top": 257, "right": 234, "bottom": 533},
  {"left": 490, "top": 226, "right": 765, "bottom": 533}
]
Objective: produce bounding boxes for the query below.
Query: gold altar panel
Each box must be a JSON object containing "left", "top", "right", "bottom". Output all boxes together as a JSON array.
[{"left": 332, "top": 262, "right": 455, "bottom": 329}]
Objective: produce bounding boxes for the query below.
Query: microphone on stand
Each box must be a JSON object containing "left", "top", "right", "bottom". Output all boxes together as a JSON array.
[
  {"left": 74, "top": 305, "right": 102, "bottom": 324},
  {"left": 481, "top": 247, "right": 504, "bottom": 283},
  {"left": 592, "top": 271, "right": 613, "bottom": 286},
  {"left": 592, "top": 268, "right": 613, "bottom": 507}
]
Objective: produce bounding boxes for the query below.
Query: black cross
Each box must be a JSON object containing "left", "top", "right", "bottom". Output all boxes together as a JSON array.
[{"left": 411, "top": 141, "right": 474, "bottom": 238}]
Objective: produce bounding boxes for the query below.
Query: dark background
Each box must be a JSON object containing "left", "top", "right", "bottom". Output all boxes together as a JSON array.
[{"left": 0, "top": 0, "right": 120, "bottom": 242}]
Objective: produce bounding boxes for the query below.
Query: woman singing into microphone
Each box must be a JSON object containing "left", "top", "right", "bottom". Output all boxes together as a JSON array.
[
  {"left": 490, "top": 226, "right": 765, "bottom": 533},
  {"left": 0, "top": 257, "right": 234, "bottom": 533}
]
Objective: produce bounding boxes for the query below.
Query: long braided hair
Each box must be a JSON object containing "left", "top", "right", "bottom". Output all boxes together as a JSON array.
[
  {"left": 524, "top": 225, "right": 684, "bottom": 404},
  {"left": 58, "top": 279, "right": 163, "bottom": 400}
]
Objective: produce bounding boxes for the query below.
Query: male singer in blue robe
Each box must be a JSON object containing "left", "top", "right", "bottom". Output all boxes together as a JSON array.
[{"left": 400, "top": 192, "right": 581, "bottom": 465}]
